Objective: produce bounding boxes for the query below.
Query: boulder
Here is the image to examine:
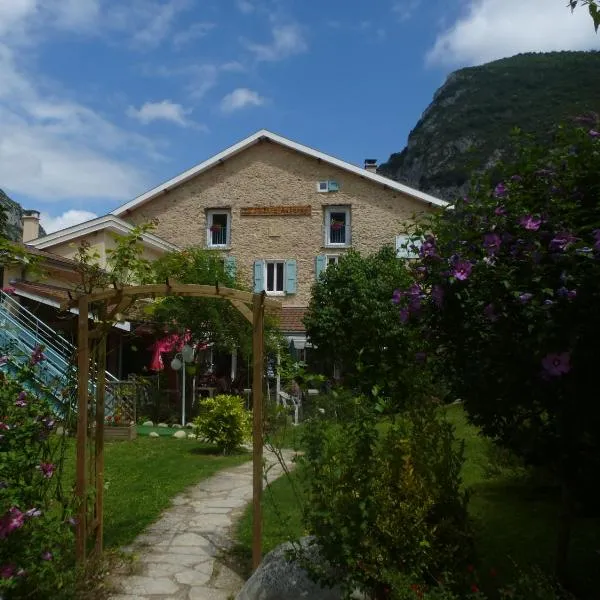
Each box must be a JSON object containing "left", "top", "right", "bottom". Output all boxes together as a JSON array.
[
  {"left": 186, "top": 422, "right": 195, "bottom": 428},
  {"left": 149, "top": 432, "right": 160, "bottom": 438},
  {"left": 236, "top": 538, "right": 345, "bottom": 600},
  {"left": 172, "top": 424, "right": 182, "bottom": 428},
  {"left": 142, "top": 421, "right": 154, "bottom": 427},
  {"left": 173, "top": 430, "right": 187, "bottom": 439},
  {"left": 157, "top": 423, "right": 168, "bottom": 428}
]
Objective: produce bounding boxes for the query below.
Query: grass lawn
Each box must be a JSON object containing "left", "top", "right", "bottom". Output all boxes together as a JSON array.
[
  {"left": 61, "top": 437, "right": 250, "bottom": 549},
  {"left": 233, "top": 405, "right": 600, "bottom": 597}
]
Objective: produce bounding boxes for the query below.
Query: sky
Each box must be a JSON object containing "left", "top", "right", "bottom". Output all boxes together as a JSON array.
[{"left": 0, "top": 0, "right": 598, "bottom": 234}]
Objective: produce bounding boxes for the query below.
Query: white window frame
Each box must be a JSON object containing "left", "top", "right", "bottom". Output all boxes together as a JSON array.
[
  {"left": 264, "top": 260, "right": 286, "bottom": 296},
  {"left": 317, "top": 181, "right": 329, "bottom": 193},
  {"left": 326, "top": 254, "right": 340, "bottom": 267},
  {"left": 206, "top": 209, "right": 231, "bottom": 248},
  {"left": 324, "top": 206, "right": 351, "bottom": 247}
]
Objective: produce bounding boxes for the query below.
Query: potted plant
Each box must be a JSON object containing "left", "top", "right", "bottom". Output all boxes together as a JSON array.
[{"left": 104, "top": 405, "right": 137, "bottom": 441}]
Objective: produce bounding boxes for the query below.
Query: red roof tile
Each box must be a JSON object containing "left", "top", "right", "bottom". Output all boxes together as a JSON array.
[{"left": 279, "top": 307, "right": 306, "bottom": 332}]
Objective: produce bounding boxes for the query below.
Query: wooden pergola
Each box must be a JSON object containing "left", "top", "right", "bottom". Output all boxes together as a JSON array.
[{"left": 60, "top": 283, "right": 280, "bottom": 570}]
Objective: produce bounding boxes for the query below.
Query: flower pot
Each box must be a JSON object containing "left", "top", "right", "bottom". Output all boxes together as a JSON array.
[{"left": 104, "top": 424, "right": 137, "bottom": 441}]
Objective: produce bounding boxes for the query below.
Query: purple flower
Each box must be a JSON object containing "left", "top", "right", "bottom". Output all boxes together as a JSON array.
[
  {"left": 0, "top": 564, "right": 15, "bottom": 579},
  {"left": 399, "top": 307, "right": 410, "bottom": 324},
  {"left": 0, "top": 356, "right": 7, "bottom": 366},
  {"left": 557, "top": 287, "right": 577, "bottom": 300},
  {"left": 519, "top": 292, "right": 533, "bottom": 304},
  {"left": 494, "top": 182, "right": 507, "bottom": 198},
  {"left": 15, "top": 391, "right": 27, "bottom": 407},
  {"left": 30, "top": 345, "right": 46, "bottom": 366},
  {"left": 38, "top": 463, "right": 56, "bottom": 479},
  {"left": 25, "top": 508, "right": 42, "bottom": 518},
  {"left": 542, "top": 352, "right": 571, "bottom": 377},
  {"left": 550, "top": 232, "right": 577, "bottom": 252},
  {"left": 484, "top": 303, "right": 498, "bottom": 322},
  {"left": 519, "top": 215, "right": 542, "bottom": 231},
  {"left": 392, "top": 289, "right": 402, "bottom": 305},
  {"left": 494, "top": 205, "right": 506, "bottom": 216},
  {"left": 544, "top": 299, "right": 555, "bottom": 306},
  {"left": 419, "top": 235, "right": 438, "bottom": 259},
  {"left": 0, "top": 508, "right": 25, "bottom": 539},
  {"left": 452, "top": 260, "right": 473, "bottom": 281},
  {"left": 510, "top": 174, "right": 522, "bottom": 182},
  {"left": 41, "top": 551, "right": 53, "bottom": 561},
  {"left": 483, "top": 233, "right": 502, "bottom": 256},
  {"left": 589, "top": 129, "right": 600, "bottom": 138},
  {"left": 43, "top": 418, "right": 55, "bottom": 430},
  {"left": 431, "top": 284, "right": 444, "bottom": 308}
]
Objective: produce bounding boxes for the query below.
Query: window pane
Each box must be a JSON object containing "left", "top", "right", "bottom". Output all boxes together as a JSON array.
[
  {"left": 210, "top": 213, "right": 228, "bottom": 245},
  {"left": 276, "top": 262, "right": 284, "bottom": 291},
  {"left": 266, "top": 262, "right": 274, "bottom": 291},
  {"left": 329, "top": 211, "right": 346, "bottom": 244},
  {"left": 327, "top": 256, "right": 337, "bottom": 266}
]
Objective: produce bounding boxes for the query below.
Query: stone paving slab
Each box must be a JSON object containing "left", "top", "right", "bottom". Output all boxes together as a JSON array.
[{"left": 108, "top": 448, "right": 296, "bottom": 600}]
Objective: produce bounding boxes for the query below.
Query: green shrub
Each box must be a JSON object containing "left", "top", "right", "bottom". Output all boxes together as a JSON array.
[
  {"left": 193, "top": 394, "right": 251, "bottom": 454},
  {"left": 0, "top": 353, "right": 77, "bottom": 599},
  {"left": 300, "top": 397, "right": 472, "bottom": 598}
]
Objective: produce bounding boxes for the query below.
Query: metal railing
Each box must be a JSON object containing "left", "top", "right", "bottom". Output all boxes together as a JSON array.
[{"left": 324, "top": 224, "right": 351, "bottom": 246}]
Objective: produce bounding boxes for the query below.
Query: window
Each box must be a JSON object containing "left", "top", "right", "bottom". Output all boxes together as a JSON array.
[
  {"left": 254, "top": 259, "right": 297, "bottom": 295},
  {"left": 327, "top": 255, "right": 340, "bottom": 267},
  {"left": 206, "top": 210, "right": 231, "bottom": 247},
  {"left": 317, "top": 181, "right": 329, "bottom": 193},
  {"left": 324, "top": 206, "right": 350, "bottom": 246},
  {"left": 317, "top": 180, "right": 340, "bottom": 193},
  {"left": 266, "top": 260, "right": 285, "bottom": 294}
]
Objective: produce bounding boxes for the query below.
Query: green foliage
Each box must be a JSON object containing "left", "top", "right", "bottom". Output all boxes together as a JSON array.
[
  {"left": 0, "top": 360, "right": 76, "bottom": 598},
  {"left": 396, "top": 118, "right": 600, "bottom": 574},
  {"left": 193, "top": 394, "right": 251, "bottom": 454},
  {"left": 570, "top": 1, "right": 600, "bottom": 31},
  {"left": 379, "top": 51, "right": 600, "bottom": 199},
  {"left": 304, "top": 246, "right": 431, "bottom": 404},
  {"left": 300, "top": 398, "right": 471, "bottom": 598}
]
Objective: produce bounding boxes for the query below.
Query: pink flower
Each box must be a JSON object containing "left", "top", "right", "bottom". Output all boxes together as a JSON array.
[
  {"left": 519, "top": 215, "right": 542, "bottom": 231},
  {"left": 453, "top": 260, "right": 473, "bottom": 281},
  {"left": 494, "top": 182, "right": 507, "bottom": 198},
  {"left": 41, "top": 551, "right": 53, "bottom": 561},
  {"left": 542, "top": 352, "right": 571, "bottom": 377},
  {"left": 0, "top": 564, "right": 15, "bottom": 579},
  {"left": 0, "top": 507, "right": 25, "bottom": 538},
  {"left": 15, "top": 391, "right": 27, "bottom": 407},
  {"left": 38, "top": 462, "right": 56, "bottom": 479},
  {"left": 1, "top": 287, "right": 15, "bottom": 295}
]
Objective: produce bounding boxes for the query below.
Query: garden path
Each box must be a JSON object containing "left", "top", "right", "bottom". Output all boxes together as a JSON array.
[{"left": 108, "top": 447, "right": 297, "bottom": 600}]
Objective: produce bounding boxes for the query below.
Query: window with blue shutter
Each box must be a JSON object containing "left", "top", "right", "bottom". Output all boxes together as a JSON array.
[
  {"left": 253, "top": 260, "right": 265, "bottom": 293},
  {"left": 315, "top": 255, "right": 326, "bottom": 280},
  {"left": 285, "top": 259, "right": 297, "bottom": 294},
  {"left": 224, "top": 256, "right": 236, "bottom": 279},
  {"left": 327, "top": 180, "right": 340, "bottom": 192}
]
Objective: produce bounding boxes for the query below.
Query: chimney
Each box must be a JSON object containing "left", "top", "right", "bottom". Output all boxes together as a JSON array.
[
  {"left": 22, "top": 210, "right": 40, "bottom": 242},
  {"left": 364, "top": 158, "right": 378, "bottom": 174}
]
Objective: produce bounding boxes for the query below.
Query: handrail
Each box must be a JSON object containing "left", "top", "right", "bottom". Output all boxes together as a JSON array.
[{"left": 0, "top": 290, "right": 118, "bottom": 382}]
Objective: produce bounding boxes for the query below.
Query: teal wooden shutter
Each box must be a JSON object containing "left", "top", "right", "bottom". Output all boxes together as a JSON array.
[
  {"left": 224, "top": 256, "right": 236, "bottom": 279},
  {"left": 315, "top": 255, "right": 326, "bottom": 280},
  {"left": 285, "top": 259, "right": 297, "bottom": 294},
  {"left": 253, "top": 260, "right": 264, "bottom": 293}
]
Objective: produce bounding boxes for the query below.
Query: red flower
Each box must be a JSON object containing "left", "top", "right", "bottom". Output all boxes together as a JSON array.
[{"left": 471, "top": 583, "right": 480, "bottom": 593}]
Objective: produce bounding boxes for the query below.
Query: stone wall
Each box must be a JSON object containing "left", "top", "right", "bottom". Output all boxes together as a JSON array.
[{"left": 123, "top": 140, "right": 435, "bottom": 307}]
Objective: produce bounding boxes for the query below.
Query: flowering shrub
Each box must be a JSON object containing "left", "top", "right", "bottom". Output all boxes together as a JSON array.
[
  {"left": 394, "top": 117, "right": 600, "bottom": 573},
  {"left": 0, "top": 354, "right": 76, "bottom": 598},
  {"left": 300, "top": 397, "right": 472, "bottom": 599},
  {"left": 193, "top": 394, "right": 251, "bottom": 454}
]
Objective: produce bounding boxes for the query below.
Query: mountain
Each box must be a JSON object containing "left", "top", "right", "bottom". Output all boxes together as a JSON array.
[
  {"left": 378, "top": 51, "right": 600, "bottom": 202},
  {"left": 0, "top": 190, "right": 46, "bottom": 241}
]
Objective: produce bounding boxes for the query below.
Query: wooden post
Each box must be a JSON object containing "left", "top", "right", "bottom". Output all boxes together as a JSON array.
[
  {"left": 251, "top": 292, "right": 265, "bottom": 570},
  {"left": 94, "top": 304, "right": 107, "bottom": 555},
  {"left": 76, "top": 296, "right": 89, "bottom": 564}
]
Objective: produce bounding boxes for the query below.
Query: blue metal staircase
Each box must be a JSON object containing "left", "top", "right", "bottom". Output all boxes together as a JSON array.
[{"left": 0, "top": 289, "right": 118, "bottom": 414}]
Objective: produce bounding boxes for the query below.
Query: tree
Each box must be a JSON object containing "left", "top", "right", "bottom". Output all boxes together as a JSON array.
[
  {"left": 395, "top": 117, "right": 600, "bottom": 579},
  {"left": 570, "top": 0, "right": 600, "bottom": 31},
  {"left": 304, "top": 246, "right": 429, "bottom": 403}
]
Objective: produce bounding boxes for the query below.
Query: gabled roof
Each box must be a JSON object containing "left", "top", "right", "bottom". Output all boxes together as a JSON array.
[
  {"left": 29, "top": 214, "right": 180, "bottom": 253},
  {"left": 111, "top": 129, "right": 448, "bottom": 216}
]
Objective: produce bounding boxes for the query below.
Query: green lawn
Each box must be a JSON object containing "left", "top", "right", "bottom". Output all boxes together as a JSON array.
[
  {"left": 62, "top": 437, "right": 250, "bottom": 549},
  {"left": 233, "top": 405, "right": 600, "bottom": 597}
]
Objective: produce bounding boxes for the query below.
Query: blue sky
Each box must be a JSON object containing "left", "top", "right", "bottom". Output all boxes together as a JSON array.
[{"left": 0, "top": 0, "right": 598, "bottom": 233}]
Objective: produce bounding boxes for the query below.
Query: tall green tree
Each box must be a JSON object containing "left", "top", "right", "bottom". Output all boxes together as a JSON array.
[{"left": 304, "top": 246, "right": 430, "bottom": 403}]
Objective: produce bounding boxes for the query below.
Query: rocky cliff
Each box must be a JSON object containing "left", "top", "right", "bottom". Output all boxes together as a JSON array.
[
  {"left": 0, "top": 190, "right": 45, "bottom": 241},
  {"left": 378, "top": 51, "right": 600, "bottom": 201}
]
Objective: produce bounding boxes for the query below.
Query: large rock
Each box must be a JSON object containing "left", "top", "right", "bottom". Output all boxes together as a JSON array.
[
  {"left": 236, "top": 538, "right": 344, "bottom": 600},
  {"left": 149, "top": 432, "right": 160, "bottom": 438},
  {"left": 142, "top": 421, "right": 154, "bottom": 427},
  {"left": 173, "top": 430, "right": 187, "bottom": 439}
]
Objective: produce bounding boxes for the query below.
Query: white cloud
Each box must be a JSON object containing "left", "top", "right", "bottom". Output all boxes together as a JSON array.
[
  {"left": 220, "top": 88, "right": 266, "bottom": 113},
  {"left": 427, "top": 0, "right": 600, "bottom": 68},
  {"left": 245, "top": 24, "right": 307, "bottom": 61},
  {"left": 127, "top": 100, "right": 191, "bottom": 126},
  {"left": 236, "top": 0, "right": 256, "bottom": 14},
  {"left": 393, "top": 0, "right": 421, "bottom": 23},
  {"left": 173, "top": 21, "right": 215, "bottom": 47},
  {"left": 40, "top": 210, "right": 99, "bottom": 234}
]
